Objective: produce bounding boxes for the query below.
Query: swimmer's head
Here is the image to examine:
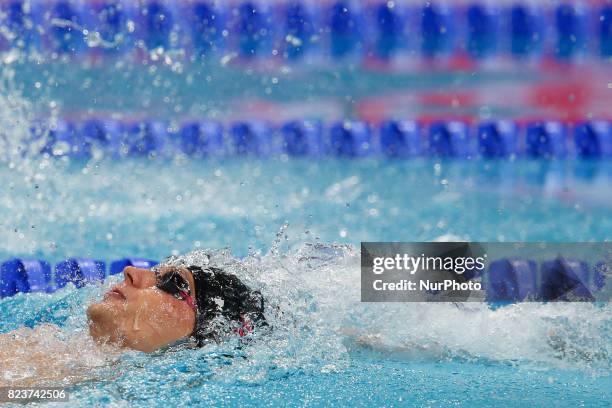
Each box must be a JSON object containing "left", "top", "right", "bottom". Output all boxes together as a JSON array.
[
  {"left": 187, "top": 265, "right": 267, "bottom": 346},
  {"left": 86, "top": 265, "right": 266, "bottom": 352},
  {"left": 86, "top": 266, "right": 196, "bottom": 352}
]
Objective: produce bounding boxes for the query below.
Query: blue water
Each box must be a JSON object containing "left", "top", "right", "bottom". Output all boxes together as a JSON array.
[
  {"left": 69, "top": 359, "right": 611, "bottom": 407},
  {"left": 1, "top": 21, "right": 611, "bottom": 406},
  {"left": 1, "top": 246, "right": 611, "bottom": 407},
  {"left": 1, "top": 159, "right": 610, "bottom": 261},
  {"left": 0, "top": 156, "right": 611, "bottom": 407}
]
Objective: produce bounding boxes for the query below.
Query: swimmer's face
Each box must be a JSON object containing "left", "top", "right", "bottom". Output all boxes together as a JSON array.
[{"left": 86, "top": 266, "right": 197, "bottom": 352}]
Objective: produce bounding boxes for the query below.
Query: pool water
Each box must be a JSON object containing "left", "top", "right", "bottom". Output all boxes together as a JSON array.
[
  {"left": 0, "top": 244, "right": 610, "bottom": 407},
  {"left": 0, "top": 156, "right": 611, "bottom": 407},
  {"left": 1, "top": 20, "right": 611, "bottom": 407},
  {"left": 1, "top": 158, "right": 611, "bottom": 261}
]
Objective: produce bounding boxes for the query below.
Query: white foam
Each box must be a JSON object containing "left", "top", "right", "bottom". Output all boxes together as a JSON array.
[{"left": 163, "top": 242, "right": 611, "bottom": 378}]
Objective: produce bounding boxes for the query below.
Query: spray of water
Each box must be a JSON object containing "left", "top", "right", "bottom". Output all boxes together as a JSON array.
[
  {"left": 150, "top": 238, "right": 611, "bottom": 383},
  {"left": 0, "top": 57, "right": 71, "bottom": 257},
  {"left": 0, "top": 232, "right": 610, "bottom": 388},
  {"left": 0, "top": 10, "right": 609, "bottom": 391}
]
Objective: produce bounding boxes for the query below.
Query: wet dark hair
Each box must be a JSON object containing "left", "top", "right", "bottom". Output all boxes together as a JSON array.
[{"left": 187, "top": 265, "right": 267, "bottom": 346}]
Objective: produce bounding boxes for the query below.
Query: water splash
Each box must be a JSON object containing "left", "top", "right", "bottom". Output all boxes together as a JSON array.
[
  {"left": 0, "top": 63, "right": 37, "bottom": 160},
  {"left": 0, "top": 242, "right": 610, "bottom": 389},
  {"left": 158, "top": 243, "right": 611, "bottom": 379}
]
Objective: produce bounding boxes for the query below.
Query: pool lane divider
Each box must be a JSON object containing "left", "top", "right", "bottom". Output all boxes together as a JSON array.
[
  {"left": 0, "top": 256, "right": 606, "bottom": 303},
  {"left": 0, "top": 258, "right": 158, "bottom": 298},
  {"left": 31, "top": 119, "right": 612, "bottom": 159},
  {"left": 487, "top": 258, "right": 606, "bottom": 302},
  {"left": 2, "top": 1, "right": 611, "bottom": 62}
]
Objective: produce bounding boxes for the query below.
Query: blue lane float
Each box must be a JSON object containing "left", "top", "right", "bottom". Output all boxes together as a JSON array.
[
  {"left": 509, "top": 4, "right": 543, "bottom": 58},
  {"left": 525, "top": 122, "right": 568, "bottom": 159},
  {"left": 49, "top": 0, "right": 83, "bottom": 54},
  {"left": 428, "top": 121, "right": 472, "bottom": 158},
  {"left": 1, "top": 1, "right": 611, "bottom": 62},
  {"left": 593, "top": 262, "right": 607, "bottom": 292},
  {"left": 329, "top": 121, "right": 374, "bottom": 157},
  {"left": 371, "top": 1, "right": 403, "bottom": 60},
  {"left": 601, "top": 6, "right": 612, "bottom": 57},
  {"left": 80, "top": 118, "right": 122, "bottom": 153},
  {"left": 141, "top": 1, "right": 174, "bottom": 51},
  {"left": 486, "top": 259, "right": 538, "bottom": 302},
  {"left": 477, "top": 121, "right": 519, "bottom": 158},
  {"left": 329, "top": 1, "right": 362, "bottom": 59},
  {"left": 421, "top": 3, "right": 454, "bottom": 57},
  {"left": 40, "top": 120, "right": 83, "bottom": 157},
  {"left": 190, "top": 1, "right": 225, "bottom": 57},
  {"left": 235, "top": 1, "right": 270, "bottom": 58},
  {"left": 379, "top": 120, "right": 421, "bottom": 158},
  {"left": 89, "top": 0, "right": 127, "bottom": 54},
  {"left": 123, "top": 121, "right": 168, "bottom": 157},
  {"left": 179, "top": 121, "right": 225, "bottom": 157},
  {"left": 110, "top": 258, "right": 159, "bottom": 275},
  {"left": 555, "top": 3, "right": 587, "bottom": 60},
  {"left": 5, "top": 0, "right": 38, "bottom": 49},
  {"left": 466, "top": 4, "right": 499, "bottom": 59},
  {"left": 27, "top": 118, "right": 612, "bottom": 160},
  {"left": 0, "top": 259, "right": 53, "bottom": 297},
  {"left": 540, "top": 258, "right": 594, "bottom": 301},
  {"left": 574, "top": 121, "right": 612, "bottom": 158},
  {"left": 281, "top": 120, "right": 324, "bottom": 156},
  {"left": 284, "top": 1, "right": 315, "bottom": 59},
  {"left": 55, "top": 258, "right": 106, "bottom": 289},
  {"left": 0, "top": 257, "right": 162, "bottom": 298},
  {"left": 1, "top": 256, "right": 605, "bottom": 303},
  {"left": 231, "top": 121, "right": 276, "bottom": 156},
  {"left": 485, "top": 257, "right": 607, "bottom": 302}
]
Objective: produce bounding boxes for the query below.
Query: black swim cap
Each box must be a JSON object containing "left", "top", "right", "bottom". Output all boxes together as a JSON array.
[{"left": 187, "top": 265, "right": 266, "bottom": 346}]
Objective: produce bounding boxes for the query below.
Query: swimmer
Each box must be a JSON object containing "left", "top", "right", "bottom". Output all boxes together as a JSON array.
[
  {"left": 87, "top": 265, "right": 267, "bottom": 351},
  {"left": 0, "top": 265, "right": 267, "bottom": 386}
]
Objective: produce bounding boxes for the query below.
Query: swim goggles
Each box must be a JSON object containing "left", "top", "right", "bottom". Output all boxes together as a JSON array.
[{"left": 154, "top": 268, "right": 197, "bottom": 312}]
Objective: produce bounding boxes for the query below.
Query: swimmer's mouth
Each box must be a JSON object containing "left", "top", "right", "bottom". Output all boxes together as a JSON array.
[{"left": 104, "top": 286, "right": 126, "bottom": 301}]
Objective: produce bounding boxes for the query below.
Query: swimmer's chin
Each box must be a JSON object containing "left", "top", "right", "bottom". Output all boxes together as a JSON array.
[
  {"left": 86, "top": 300, "right": 115, "bottom": 325},
  {"left": 87, "top": 302, "right": 126, "bottom": 349},
  {"left": 86, "top": 303, "right": 165, "bottom": 353}
]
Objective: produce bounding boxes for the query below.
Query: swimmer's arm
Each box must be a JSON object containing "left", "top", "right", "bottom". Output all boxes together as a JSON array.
[
  {"left": 340, "top": 328, "right": 396, "bottom": 352},
  {"left": 0, "top": 324, "right": 63, "bottom": 386},
  {"left": 0, "top": 323, "right": 60, "bottom": 343},
  {"left": 338, "top": 327, "right": 410, "bottom": 353},
  {"left": 338, "top": 327, "right": 447, "bottom": 359},
  {"left": 1, "top": 324, "right": 119, "bottom": 387},
  {"left": 0, "top": 324, "right": 60, "bottom": 355}
]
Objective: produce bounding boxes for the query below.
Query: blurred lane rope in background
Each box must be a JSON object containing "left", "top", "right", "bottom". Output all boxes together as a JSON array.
[{"left": 0, "top": 1, "right": 611, "bottom": 64}]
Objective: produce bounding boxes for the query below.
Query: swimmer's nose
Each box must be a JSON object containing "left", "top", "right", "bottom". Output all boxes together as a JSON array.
[{"left": 124, "top": 267, "right": 156, "bottom": 289}]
